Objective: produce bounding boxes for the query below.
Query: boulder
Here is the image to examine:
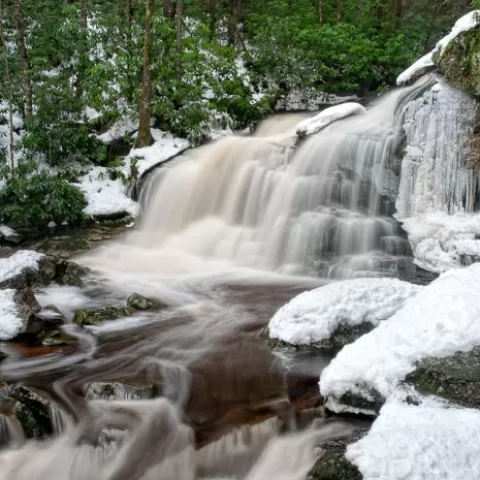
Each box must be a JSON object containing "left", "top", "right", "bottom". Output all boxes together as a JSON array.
[
  {"left": 126, "top": 292, "right": 167, "bottom": 311},
  {"left": 407, "top": 346, "right": 480, "bottom": 409},
  {"left": 13, "top": 288, "right": 44, "bottom": 337},
  {"left": 86, "top": 381, "right": 160, "bottom": 400},
  {"left": 309, "top": 429, "right": 368, "bottom": 480},
  {"left": 435, "top": 27, "right": 480, "bottom": 98},
  {"left": 73, "top": 306, "right": 134, "bottom": 326}
]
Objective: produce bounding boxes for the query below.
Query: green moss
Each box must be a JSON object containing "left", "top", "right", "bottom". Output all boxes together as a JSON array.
[
  {"left": 435, "top": 27, "right": 480, "bottom": 97},
  {"left": 74, "top": 306, "right": 135, "bottom": 326},
  {"left": 407, "top": 346, "right": 480, "bottom": 408}
]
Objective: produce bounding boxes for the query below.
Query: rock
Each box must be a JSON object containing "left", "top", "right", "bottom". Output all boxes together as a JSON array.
[
  {"left": 86, "top": 382, "right": 159, "bottom": 400},
  {"left": 0, "top": 227, "right": 23, "bottom": 245},
  {"left": 126, "top": 292, "right": 167, "bottom": 311},
  {"left": 407, "top": 346, "right": 480, "bottom": 409},
  {"left": 31, "top": 255, "right": 57, "bottom": 285},
  {"left": 13, "top": 288, "right": 44, "bottom": 337},
  {"left": 73, "top": 306, "right": 135, "bottom": 326},
  {"left": 38, "top": 304, "right": 66, "bottom": 326},
  {"left": 435, "top": 27, "right": 480, "bottom": 97},
  {"left": 309, "top": 429, "right": 367, "bottom": 480},
  {"left": 57, "top": 260, "right": 90, "bottom": 287},
  {"left": 41, "top": 330, "right": 76, "bottom": 346}
]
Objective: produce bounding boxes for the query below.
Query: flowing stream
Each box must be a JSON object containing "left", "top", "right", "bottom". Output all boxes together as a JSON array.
[{"left": 0, "top": 77, "right": 456, "bottom": 479}]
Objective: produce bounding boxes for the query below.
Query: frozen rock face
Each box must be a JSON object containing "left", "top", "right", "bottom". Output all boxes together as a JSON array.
[{"left": 395, "top": 82, "right": 480, "bottom": 272}]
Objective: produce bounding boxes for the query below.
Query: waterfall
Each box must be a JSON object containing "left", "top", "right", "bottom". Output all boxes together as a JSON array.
[{"left": 126, "top": 82, "right": 434, "bottom": 281}]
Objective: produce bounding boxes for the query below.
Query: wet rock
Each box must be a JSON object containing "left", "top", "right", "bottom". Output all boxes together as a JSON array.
[
  {"left": 308, "top": 429, "right": 367, "bottom": 480},
  {"left": 74, "top": 306, "right": 135, "bottom": 326},
  {"left": 126, "top": 292, "right": 167, "bottom": 311},
  {"left": 86, "top": 381, "right": 160, "bottom": 400},
  {"left": 406, "top": 346, "right": 480, "bottom": 409},
  {"left": 13, "top": 288, "right": 44, "bottom": 337},
  {"left": 0, "top": 227, "right": 23, "bottom": 245},
  {"left": 41, "top": 330, "right": 76, "bottom": 346},
  {"left": 264, "top": 323, "right": 375, "bottom": 352},
  {"left": 38, "top": 304, "right": 66, "bottom": 326},
  {"left": 56, "top": 259, "right": 90, "bottom": 287},
  {"left": 435, "top": 27, "right": 480, "bottom": 98}
]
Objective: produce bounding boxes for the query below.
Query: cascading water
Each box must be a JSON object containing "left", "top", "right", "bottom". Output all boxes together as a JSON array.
[{"left": 121, "top": 80, "right": 434, "bottom": 281}]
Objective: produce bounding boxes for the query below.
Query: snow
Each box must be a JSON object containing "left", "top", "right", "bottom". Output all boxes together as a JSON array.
[
  {"left": 295, "top": 103, "right": 366, "bottom": 137},
  {"left": 96, "top": 117, "right": 138, "bottom": 144},
  {"left": 400, "top": 211, "right": 480, "bottom": 272},
  {"left": 276, "top": 90, "right": 360, "bottom": 112},
  {"left": 0, "top": 289, "right": 23, "bottom": 340},
  {"left": 127, "top": 129, "right": 190, "bottom": 176},
  {"left": 397, "top": 11, "right": 480, "bottom": 85},
  {"left": 0, "top": 250, "right": 43, "bottom": 283},
  {"left": 347, "top": 399, "right": 480, "bottom": 480},
  {"left": 396, "top": 52, "right": 435, "bottom": 86},
  {"left": 319, "top": 263, "right": 480, "bottom": 412},
  {"left": 76, "top": 166, "right": 139, "bottom": 218},
  {"left": 0, "top": 225, "right": 18, "bottom": 238},
  {"left": 267, "top": 278, "right": 421, "bottom": 346}
]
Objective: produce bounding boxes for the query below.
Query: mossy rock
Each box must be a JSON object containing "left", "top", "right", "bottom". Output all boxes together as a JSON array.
[
  {"left": 406, "top": 346, "right": 480, "bottom": 408},
  {"left": 74, "top": 306, "right": 135, "bottom": 326},
  {"left": 308, "top": 430, "right": 366, "bottom": 480},
  {"left": 86, "top": 381, "right": 160, "bottom": 400},
  {"left": 126, "top": 292, "right": 167, "bottom": 311},
  {"left": 264, "top": 322, "right": 375, "bottom": 352},
  {"left": 435, "top": 26, "right": 480, "bottom": 97}
]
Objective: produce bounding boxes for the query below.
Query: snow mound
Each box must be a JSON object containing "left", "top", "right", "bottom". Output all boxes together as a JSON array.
[
  {"left": 0, "top": 289, "right": 22, "bottom": 340},
  {"left": 0, "top": 250, "right": 43, "bottom": 283},
  {"left": 397, "top": 10, "right": 480, "bottom": 85},
  {"left": 320, "top": 263, "right": 480, "bottom": 412},
  {"left": 76, "top": 166, "right": 139, "bottom": 218},
  {"left": 96, "top": 117, "right": 137, "bottom": 144},
  {"left": 347, "top": 399, "right": 480, "bottom": 480},
  {"left": 296, "top": 103, "right": 366, "bottom": 137},
  {"left": 268, "top": 278, "right": 421, "bottom": 346}
]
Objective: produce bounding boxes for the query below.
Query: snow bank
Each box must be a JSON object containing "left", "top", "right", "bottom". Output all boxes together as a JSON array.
[
  {"left": 0, "top": 289, "right": 23, "bottom": 340},
  {"left": 295, "top": 103, "right": 366, "bottom": 137},
  {"left": 347, "top": 399, "right": 480, "bottom": 480},
  {"left": 320, "top": 263, "right": 480, "bottom": 412},
  {"left": 397, "top": 10, "right": 480, "bottom": 85},
  {"left": 268, "top": 278, "right": 421, "bottom": 346},
  {"left": 76, "top": 166, "right": 139, "bottom": 218},
  {"left": 0, "top": 250, "right": 43, "bottom": 283},
  {"left": 127, "top": 129, "right": 190, "bottom": 176},
  {"left": 96, "top": 117, "right": 137, "bottom": 144}
]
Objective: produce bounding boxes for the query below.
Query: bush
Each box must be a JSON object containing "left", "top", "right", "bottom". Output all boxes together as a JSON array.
[{"left": 0, "top": 170, "right": 87, "bottom": 228}]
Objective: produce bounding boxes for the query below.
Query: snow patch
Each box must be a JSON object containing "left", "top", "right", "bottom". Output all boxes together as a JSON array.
[
  {"left": 276, "top": 90, "right": 360, "bottom": 112},
  {"left": 295, "top": 103, "right": 366, "bottom": 137},
  {"left": 397, "top": 10, "right": 480, "bottom": 85},
  {"left": 96, "top": 117, "right": 138, "bottom": 144},
  {"left": 320, "top": 263, "right": 480, "bottom": 411},
  {"left": 268, "top": 278, "right": 421, "bottom": 346},
  {"left": 347, "top": 399, "right": 480, "bottom": 480},
  {"left": 0, "top": 289, "right": 23, "bottom": 340},
  {"left": 0, "top": 250, "right": 43, "bottom": 283},
  {"left": 76, "top": 166, "right": 139, "bottom": 218}
]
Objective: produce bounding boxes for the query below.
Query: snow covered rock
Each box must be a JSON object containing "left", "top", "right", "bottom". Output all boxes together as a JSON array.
[
  {"left": 397, "top": 10, "right": 480, "bottom": 86},
  {"left": 295, "top": 103, "right": 366, "bottom": 138},
  {"left": 0, "top": 250, "right": 44, "bottom": 288},
  {"left": 319, "top": 263, "right": 480, "bottom": 414},
  {"left": 267, "top": 278, "right": 421, "bottom": 350},
  {"left": 347, "top": 399, "right": 480, "bottom": 480},
  {"left": 0, "top": 289, "right": 25, "bottom": 340}
]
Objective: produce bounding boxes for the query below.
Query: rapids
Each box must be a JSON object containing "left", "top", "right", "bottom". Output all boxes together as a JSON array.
[{"left": 0, "top": 78, "right": 443, "bottom": 479}]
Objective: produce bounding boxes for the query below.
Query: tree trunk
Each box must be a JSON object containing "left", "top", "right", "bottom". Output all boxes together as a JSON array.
[
  {"left": 318, "top": 0, "right": 323, "bottom": 25},
  {"left": 13, "top": 0, "right": 32, "bottom": 122},
  {"left": 228, "top": 0, "right": 241, "bottom": 45},
  {"left": 394, "top": 0, "right": 403, "bottom": 28},
  {"left": 76, "top": 0, "right": 89, "bottom": 100},
  {"left": 175, "top": 0, "right": 183, "bottom": 79},
  {"left": 125, "top": 0, "right": 135, "bottom": 102},
  {"left": 136, "top": 0, "right": 155, "bottom": 148},
  {"left": 0, "top": 0, "right": 15, "bottom": 168},
  {"left": 336, "top": 0, "right": 342, "bottom": 23},
  {"left": 163, "top": 0, "right": 174, "bottom": 19}
]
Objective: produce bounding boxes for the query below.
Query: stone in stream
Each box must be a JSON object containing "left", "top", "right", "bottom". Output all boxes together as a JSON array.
[
  {"left": 73, "top": 306, "right": 135, "bottom": 326},
  {"left": 126, "top": 292, "right": 167, "bottom": 311}
]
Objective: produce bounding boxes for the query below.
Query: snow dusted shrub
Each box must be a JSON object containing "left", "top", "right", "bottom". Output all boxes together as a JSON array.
[{"left": 0, "top": 168, "right": 86, "bottom": 228}]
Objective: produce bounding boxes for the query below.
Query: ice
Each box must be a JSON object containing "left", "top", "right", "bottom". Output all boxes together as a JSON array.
[
  {"left": 320, "top": 263, "right": 480, "bottom": 412},
  {"left": 268, "top": 278, "right": 421, "bottom": 346}
]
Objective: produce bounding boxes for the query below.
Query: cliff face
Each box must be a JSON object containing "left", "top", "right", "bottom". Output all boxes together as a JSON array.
[{"left": 435, "top": 26, "right": 480, "bottom": 98}]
